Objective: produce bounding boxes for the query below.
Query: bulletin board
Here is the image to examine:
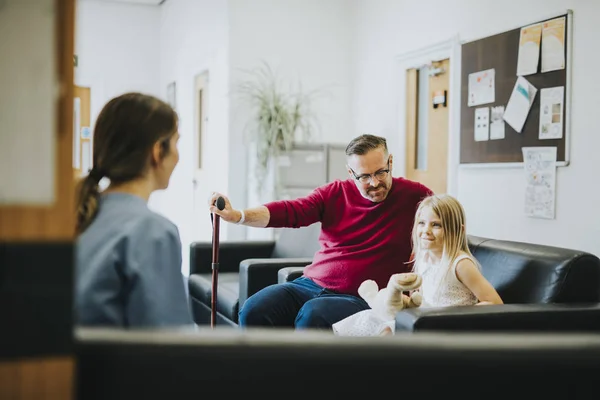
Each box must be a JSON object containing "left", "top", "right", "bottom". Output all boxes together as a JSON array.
[{"left": 459, "top": 10, "right": 572, "bottom": 166}]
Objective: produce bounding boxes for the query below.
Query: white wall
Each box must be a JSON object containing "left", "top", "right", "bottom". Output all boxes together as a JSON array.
[
  {"left": 75, "top": 0, "right": 354, "bottom": 271},
  {"left": 352, "top": 0, "right": 600, "bottom": 255},
  {"left": 228, "top": 0, "right": 355, "bottom": 240},
  {"left": 157, "top": 0, "right": 230, "bottom": 275},
  {"left": 75, "top": 0, "right": 161, "bottom": 133}
]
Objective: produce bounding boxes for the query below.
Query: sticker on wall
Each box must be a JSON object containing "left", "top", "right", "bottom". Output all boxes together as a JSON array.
[{"left": 81, "top": 126, "right": 91, "bottom": 139}]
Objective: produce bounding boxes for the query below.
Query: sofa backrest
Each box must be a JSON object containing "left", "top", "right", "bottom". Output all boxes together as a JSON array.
[
  {"left": 76, "top": 327, "right": 600, "bottom": 398},
  {"left": 271, "top": 223, "right": 322, "bottom": 259},
  {"left": 468, "top": 235, "right": 600, "bottom": 304}
]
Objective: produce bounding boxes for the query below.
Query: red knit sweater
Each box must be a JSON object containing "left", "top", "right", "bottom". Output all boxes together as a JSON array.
[{"left": 265, "top": 177, "right": 433, "bottom": 296}]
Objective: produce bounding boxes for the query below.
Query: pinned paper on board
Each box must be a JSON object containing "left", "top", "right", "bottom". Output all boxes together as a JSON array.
[
  {"left": 516, "top": 23, "right": 542, "bottom": 76},
  {"left": 468, "top": 69, "right": 495, "bottom": 107},
  {"left": 474, "top": 107, "right": 490, "bottom": 142},
  {"left": 539, "top": 86, "right": 564, "bottom": 140},
  {"left": 503, "top": 76, "right": 537, "bottom": 133},
  {"left": 541, "top": 17, "right": 566, "bottom": 73},
  {"left": 490, "top": 106, "right": 505, "bottom": 140},
  {"left": 523, "top": 146, "right": 557, "bottom": 219}
]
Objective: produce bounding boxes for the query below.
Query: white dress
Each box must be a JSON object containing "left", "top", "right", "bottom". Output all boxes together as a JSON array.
[{"left": 332, "top": 252, "right": 479, "bottom": 336}]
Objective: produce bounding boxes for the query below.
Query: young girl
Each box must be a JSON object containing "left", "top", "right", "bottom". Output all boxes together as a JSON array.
[
  {"left": 75, "top": 92, "right": 194, "bottom": 328},
  {"left": 332, "top": 193, "right": 503, "bottom": 336}
]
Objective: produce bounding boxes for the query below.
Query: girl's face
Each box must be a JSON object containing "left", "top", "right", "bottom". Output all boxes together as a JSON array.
[{"left": 416, "top": 206, "right": 444, "bottom": 254}]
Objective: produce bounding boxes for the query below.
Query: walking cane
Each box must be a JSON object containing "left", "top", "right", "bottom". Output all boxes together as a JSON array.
[{"left": 211, "top": 196, "right": 226, "bottom": 328}]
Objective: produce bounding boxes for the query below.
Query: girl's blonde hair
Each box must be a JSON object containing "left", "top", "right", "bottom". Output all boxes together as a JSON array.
[{"left": 410, "top": 194, "right": 474, "bottom": 270}]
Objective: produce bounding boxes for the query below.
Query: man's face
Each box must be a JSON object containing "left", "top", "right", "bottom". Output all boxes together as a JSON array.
[{"left": 347, "top": 147, "right": 393, "bottom": 203}]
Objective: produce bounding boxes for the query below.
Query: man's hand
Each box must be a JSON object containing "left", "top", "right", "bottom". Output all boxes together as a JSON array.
[{"left": 207, "top": 192, "right": 241, "bottom": 224}]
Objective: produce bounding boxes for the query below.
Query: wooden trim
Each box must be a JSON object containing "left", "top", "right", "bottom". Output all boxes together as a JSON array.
[
  {"left": 405, "top": 68, "right": 418, "bottom": 178},
  {"left": 0, "top": 0, "right": 76, "bottom": 398},
  {"left": 0, "top": 0, "right": 76, "bottom": 242},
  {"left": 0, "top": 357, "right": 74, "bottom": 399}
]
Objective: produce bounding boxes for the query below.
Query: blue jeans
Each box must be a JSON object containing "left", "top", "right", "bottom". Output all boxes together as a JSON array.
[{"left": 238, "top": 277, "right": 369, "bottom": 329}]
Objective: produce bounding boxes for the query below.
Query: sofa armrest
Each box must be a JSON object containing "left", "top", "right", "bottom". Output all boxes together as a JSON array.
[
  {"left": 239, "top": 258, "right": 313, "bottom": 308},
  {"left": 278, "top": 267, "right": 306, "bottom": 284},
  {"left": 395, "top": 303, "right": 600, "bottom": 332},
  {"left": 189, "top": 241, "right": 275, "bottom": 275}
]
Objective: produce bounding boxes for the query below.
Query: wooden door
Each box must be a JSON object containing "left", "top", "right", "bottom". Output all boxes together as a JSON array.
[
  {"left": 0, "top": 0, "right": 76, "bottom": 398},
  {"left": 405, "top": 58, "right": 450, "bottom": 194}
]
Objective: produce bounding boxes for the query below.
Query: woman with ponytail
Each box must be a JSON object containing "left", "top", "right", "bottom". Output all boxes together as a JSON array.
[{"left": 75, "top": 92, "right": 193, "bottom": 328}]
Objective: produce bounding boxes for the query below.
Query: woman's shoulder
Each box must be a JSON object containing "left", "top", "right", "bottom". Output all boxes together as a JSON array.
[
  {"left": 95, "top": 194, "right": 180, "bottom": 245},
  {"left": 131, "top": 209, "right": 180, "bottom": 241}
]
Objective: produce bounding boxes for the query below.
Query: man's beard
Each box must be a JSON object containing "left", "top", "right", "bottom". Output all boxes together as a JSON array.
[{"left": 367, "top": 182, "right": 387, "bottom": 194}]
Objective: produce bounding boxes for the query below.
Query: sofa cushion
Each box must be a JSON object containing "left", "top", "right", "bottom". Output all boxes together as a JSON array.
[
  {"left": 188, "top": 272, "right": 240, "bottom": 322},
  {"left": 471, "top": 237, "right": 600, "bottom": 304}
]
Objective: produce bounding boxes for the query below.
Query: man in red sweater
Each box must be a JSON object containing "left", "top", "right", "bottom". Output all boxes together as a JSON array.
[{"left": 209, "top": 134, "right": 432, "bottom": 329}]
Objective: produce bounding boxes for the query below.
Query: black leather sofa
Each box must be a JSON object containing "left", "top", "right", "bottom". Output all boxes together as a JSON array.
[
  {"left": 76, "top": 327, "right": 600, "bottom": 398},
  {"left": 394, "top": 235, "right": 600, "bottom": 331},
  {"left": 189, "top": 225, "right": 600, "bottom": 331},
  {"left": 188, "top": 224, "right": 320, "bottom": 326}
]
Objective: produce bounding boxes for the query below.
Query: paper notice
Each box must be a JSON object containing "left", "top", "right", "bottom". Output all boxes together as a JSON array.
[
  {"left": 490, "top": 106, "right": 505, "bottom": 140},
  {"left": 517, "top": 23, "right": 542, "bottom": 76},
  {"left": 539, "top": 86, "right": 564, "bottom": 140},
  {"left": 474, "top": 107, "right": 490, "bottom": 141},
  {"left": 468, "top": 69, "right": 495, "bottom": 107},
  {"left": 503, "top": 77, "right": 537, "bottom": 133},
  {"left": 522, "top": 146, "right": 557, "bottom": 219},
  {"left": 541, "top": 17, "right": 566, "bottom": 73}
]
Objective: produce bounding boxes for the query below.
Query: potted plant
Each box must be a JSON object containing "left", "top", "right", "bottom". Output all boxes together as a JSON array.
[{"left": 235, "top": 62, "right": 321, "bottom": 197}]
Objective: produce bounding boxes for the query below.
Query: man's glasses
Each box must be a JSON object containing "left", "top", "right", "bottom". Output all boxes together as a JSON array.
[{"left": 349, "top": 158, "right": 390, "bottom": 185}]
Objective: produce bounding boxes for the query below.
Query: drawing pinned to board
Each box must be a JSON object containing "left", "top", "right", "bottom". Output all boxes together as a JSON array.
[
  {"left": 490, "top": 106, "right": 505, "bottom": 140},
  {"left": 474, "top": 107, "right": 489, "bottom": 142},
  {"left": 516, "top": 23, "right": 542, "bottom": 76},
  {"left": 541, "top": 16, "right": 566, "bottom": 73},
  {"left": 522, "top": 146, "right": 557, "bottom": 219},
  {"left": 468, "top": 68, "right": 495, "bottom": 107},
  {"left": 503, "top": 76, "right": 537, "bottom": 133},
  {"left": 539, "top": 86, "right": 564, "bottom": 140}
]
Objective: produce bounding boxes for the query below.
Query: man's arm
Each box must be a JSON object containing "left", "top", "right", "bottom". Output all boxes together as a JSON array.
[
  {"left": 209, "top": 188, "right": 325, "bottom": 229},
  {"left": 233, "top": 206, "right": 270, "bottom": 228},
  {"left": 208, "top": 192, "right": 270, "bottom": 227}
]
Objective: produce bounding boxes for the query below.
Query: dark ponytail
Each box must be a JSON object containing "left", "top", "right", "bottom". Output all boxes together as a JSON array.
[
  {"left": 75, "top": 169, "right": 104, "bottom": 235},
  {"left": 74, "top": 92, "right": 178, "bottom": 235}
]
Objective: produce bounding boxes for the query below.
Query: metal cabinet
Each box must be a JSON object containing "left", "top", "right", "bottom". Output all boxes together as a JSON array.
[{"left": 276, "top": 143, "right": 348, "bottom": 200}]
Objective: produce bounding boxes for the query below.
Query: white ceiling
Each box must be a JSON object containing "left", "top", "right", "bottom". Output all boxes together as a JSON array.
[{"left": 79, "top": 0, "right": 165, "bottom": 5}]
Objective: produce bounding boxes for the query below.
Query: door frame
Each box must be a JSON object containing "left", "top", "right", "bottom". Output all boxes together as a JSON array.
[{"left": 395, "top": 35, "right": 461, "bottom": 196}]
